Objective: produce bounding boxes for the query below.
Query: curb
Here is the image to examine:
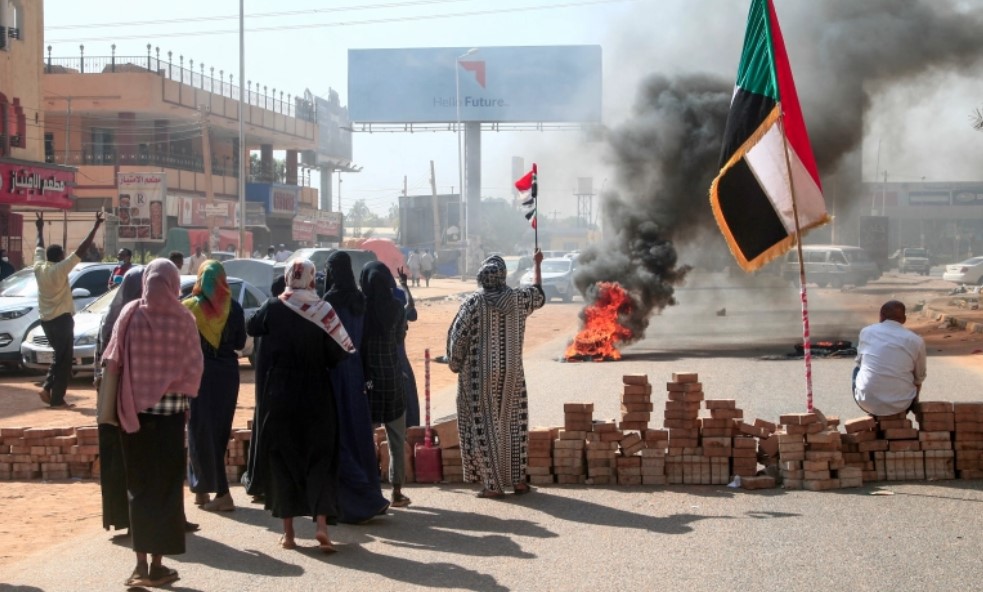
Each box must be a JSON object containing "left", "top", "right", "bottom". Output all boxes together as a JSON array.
[{"left": 922, "top": 307, "right": 983, "bottom": 334}]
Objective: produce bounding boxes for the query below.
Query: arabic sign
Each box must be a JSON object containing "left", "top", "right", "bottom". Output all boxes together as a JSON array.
[
  {"left": 315, "top": 211, "right": 342, "bottom": 239},
  {"left": 292, "top": 217, "right": 315, "bottom": 242},
  {"left": 177, "top": 195, "right": 238, "bottom": 227},
  {"left": 0, "top": 161, "right": 74, "bottom": 209},
  {"left": 245, "top": 202, "right": 266, "bottom": 227},
  {"left": 117, "top": 172, "right": 166, "bottom": 242}
]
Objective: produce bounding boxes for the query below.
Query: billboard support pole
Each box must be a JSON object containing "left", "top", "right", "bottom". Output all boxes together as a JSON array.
[{"left": 237, "top": 0, "right": 247, "bottom": 257}]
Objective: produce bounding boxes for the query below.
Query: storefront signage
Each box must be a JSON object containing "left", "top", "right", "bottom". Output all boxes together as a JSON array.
[
  {"left": 0, "top": 161, "right": 74, "bottom": 209},
  {"left": 315, "top": 211, "right": 342, "bottom": 239},
  {"left": 245, "top": 202, "right": 266, "bottom": 227},
  {"left": 292, "top": 217, "right": 315, "bottom": 242},
  {"left": 270, "top": 185, "right": 298, "bottom": 217},
  {"left": 117, "top": 172, "right": 166, "bottom": 242}
]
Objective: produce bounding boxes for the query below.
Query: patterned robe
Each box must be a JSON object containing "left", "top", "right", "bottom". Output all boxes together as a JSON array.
[{"left": 447, "top": 284, "right": 545, "bottom": 491}]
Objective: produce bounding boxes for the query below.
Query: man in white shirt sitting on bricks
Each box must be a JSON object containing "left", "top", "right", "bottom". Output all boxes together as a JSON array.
[{"left": 853, "top": 300, "right": 927, "bottom": 417}]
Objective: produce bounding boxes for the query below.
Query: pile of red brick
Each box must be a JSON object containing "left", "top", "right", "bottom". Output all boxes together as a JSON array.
[{"left": 0, "top": 426, "right": 98, "bottom": 481}]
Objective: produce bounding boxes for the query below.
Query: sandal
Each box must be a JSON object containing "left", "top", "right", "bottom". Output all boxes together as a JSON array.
[
  {"left": 391, "top": 493, "right": 412, "bottom": 508},
  {"left": 124, "top": 563, "right": 149, "bottom": 587},
  {"left": 316, "top": 532, "right": 336, "bottom": 555},
  {"left": 514, "top": 483, "right": 533, "bottom": 495},
  {"left": 147, "top": 564, "right": 180, "bottom": 587},
  {"left": 477, "top": 489, "right": 505, "bottom": 499}
]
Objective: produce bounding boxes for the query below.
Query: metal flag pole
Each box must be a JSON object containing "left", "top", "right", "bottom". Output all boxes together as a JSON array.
[
  {"left": 532, "top": 163, "right": 539, "bottom": 253},
  {"left": 778, "top": 107, "right": 814, "bottom": 413}
]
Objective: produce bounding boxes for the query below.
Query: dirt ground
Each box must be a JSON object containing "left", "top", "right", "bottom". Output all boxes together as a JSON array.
[{"left": 2, "top": 291, "right": 982, "bottom": 567}]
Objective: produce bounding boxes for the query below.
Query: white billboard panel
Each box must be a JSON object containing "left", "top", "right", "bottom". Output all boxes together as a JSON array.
[{"left": 348, "top": 46, "right": 602, "bottom": 124}]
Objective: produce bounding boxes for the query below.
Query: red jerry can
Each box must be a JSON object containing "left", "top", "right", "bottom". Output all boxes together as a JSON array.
[{"left": 413, "top": 349, "right": 443, "bottom": 483}]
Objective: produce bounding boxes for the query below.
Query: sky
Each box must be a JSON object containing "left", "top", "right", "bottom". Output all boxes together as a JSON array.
[{"left": 41, "top": 0, "right": 983, "bottom": 220}]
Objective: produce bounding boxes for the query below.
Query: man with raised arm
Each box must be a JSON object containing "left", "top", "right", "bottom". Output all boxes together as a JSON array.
[{"left": 34, "top": 211, "right": 104, "bottom": 409}]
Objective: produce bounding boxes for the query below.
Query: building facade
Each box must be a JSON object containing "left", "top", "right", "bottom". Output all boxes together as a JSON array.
[{"left": 0, "top": 0, "right": 76, "bottom": 268}]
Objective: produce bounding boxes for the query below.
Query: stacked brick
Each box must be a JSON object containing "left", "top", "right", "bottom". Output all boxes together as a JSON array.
[
  {"left": 778, "top": 412, "right": 858, "bottom": 490},
  {"left": 915, "top": 402, "right": 955, "bottom": 480},
  {"left": 664, "top": 372, "right": 708, "bottom": 484},
  {"left": 585, "top": 422, "right": 618, "bottom": 485},
  {"left": 555, "top": 404, "right": 591, "bottom": 484},
  {"left": 225, "top": 428, "right": 251, "bottom": 483},
  {"left": 869, "top": 412, "right": 924, "bottom": 481},
  {"left": 432, "top": 419, "right": 462, "bottom": 483},
  {"left": 841, "top": 416, "right": 878, "bottom": 482},
  {"left": 620, "top": 374, "right": 652, "bottom": 431},
  {"left": 0, "top": 426, "right": 93, "bottom": 481},
  {"left": 953, "top": 402, "right": 983, "bottom": 479},
  {"left": 527, "top": 428, "right": 555, "bottom": 485}
]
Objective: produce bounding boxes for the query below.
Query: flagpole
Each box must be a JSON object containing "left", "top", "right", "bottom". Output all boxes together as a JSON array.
[
  {"left": 779, "top": 106, "right": 814, "bottom": 413},
  {"left": 533, "top": 164, "right": 539, "bottom": 254}
]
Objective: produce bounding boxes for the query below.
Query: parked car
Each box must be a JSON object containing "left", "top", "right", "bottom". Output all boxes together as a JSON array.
[
  {"left": 897, "top": 247, "right": 931, "bottom": 275},
  {"left": 780, "top": 245, "right": 880, "bottom": 288},
  {"left": 520, "top": 257, "right": 577, "bottom": 302},
  {"left": 0, "top": 263, "right": 115, "bottom": 368},
  {"left": 503, "top": 255, "right": 533, "bottom": 288},
  {"left": 942, "top": 256, "right": 983, "bottom": 285},
  {"left": 286, "top": 248, "right": 379, "bottom": 294},
  {"left": 20, "top": 275, "right": 266, "bottom": 373},
  {"left": 222, "top": 259, "right": 281, "bottom": 297}
]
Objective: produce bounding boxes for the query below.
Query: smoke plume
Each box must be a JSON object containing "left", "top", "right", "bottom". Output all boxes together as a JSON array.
[{"left": 574, "top": 0, "right": 983, "bottom": 342}]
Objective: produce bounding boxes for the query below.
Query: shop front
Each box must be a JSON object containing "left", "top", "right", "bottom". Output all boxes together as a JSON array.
[
  {"left": 246, "top": 182, "right": 297, "bottom": 250},
  {"left": 0, "top": 159, "right": 76, "bottom": 268}
]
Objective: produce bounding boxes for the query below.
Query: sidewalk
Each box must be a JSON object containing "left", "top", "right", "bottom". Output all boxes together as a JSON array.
[
  {"left": 402, "top": 275, "right": 475, "bottom": 302},
  {"left": 922, "top": 294, "right": 983, "bottom": 334}
]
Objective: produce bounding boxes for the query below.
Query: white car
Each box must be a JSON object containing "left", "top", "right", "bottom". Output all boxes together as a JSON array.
[
  {"left": 0, "top": 263, "right": 116, "bottom": 369},
  {"left": 20, "top": 275, "right": 267, "bottom": 374},
  {"left": 520, "top": 257, "right": 577, "bottom": 302},
  {"left": 942, "top": 257, "right": 983, "bottom": 285}
]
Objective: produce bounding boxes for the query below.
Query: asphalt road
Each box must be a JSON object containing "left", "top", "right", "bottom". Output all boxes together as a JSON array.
[{"left": 2, "top": 273, "right": 981, "bottom": 591}]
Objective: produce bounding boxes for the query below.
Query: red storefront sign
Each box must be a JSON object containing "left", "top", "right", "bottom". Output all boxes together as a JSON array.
[
  {"left": 315, "top": 211, "right": 342, "bottom": 239},
  {"left": 292, "top": 217, "right": 315, "bottom": 242},
  {"left": 0, "top": 160, "right": 74, "bottom": 209},
  {"left": 178, "top": 196, "right": 238, "bottom": 227}
]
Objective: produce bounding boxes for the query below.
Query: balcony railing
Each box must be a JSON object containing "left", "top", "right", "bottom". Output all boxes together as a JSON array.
[
  {"left": 52, "top": 149, "right": 315, "bottom": 186},
  {"left": 45, "top": 44, "right": 316, "bottom": 122}
]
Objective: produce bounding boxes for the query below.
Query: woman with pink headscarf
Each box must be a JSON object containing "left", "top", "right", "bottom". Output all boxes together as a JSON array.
[
  {"left": 102, "top": 258, "right": 203, "bottom": 587},
  {"left": 247, "top": 258, "right": 354, "bottom": 553}
]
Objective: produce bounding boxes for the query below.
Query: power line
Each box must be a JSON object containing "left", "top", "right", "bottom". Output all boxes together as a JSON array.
[
  {"left": 46, "top": 0, "right": 473, "bottom": 30},
  {"left": 45, "top": 0, "right": 639, "bottom": 44}
]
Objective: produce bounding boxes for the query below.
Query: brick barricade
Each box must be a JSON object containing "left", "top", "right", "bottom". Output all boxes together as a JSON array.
[{"left": 1, "top": 378, "right": 978, "bottom": 492}]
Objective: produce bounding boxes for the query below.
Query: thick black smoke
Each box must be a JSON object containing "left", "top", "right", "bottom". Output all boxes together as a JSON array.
[
  {"left": 574, "top": 74, "right": 732, "bottom": 341},
  {"left": 574, "top": 0, "right": 983, "bottom": 343}
]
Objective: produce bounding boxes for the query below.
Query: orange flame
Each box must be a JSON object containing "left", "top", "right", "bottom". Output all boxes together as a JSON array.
[{"left": 564, "top": 281, "right": 634, "bottom": 361}]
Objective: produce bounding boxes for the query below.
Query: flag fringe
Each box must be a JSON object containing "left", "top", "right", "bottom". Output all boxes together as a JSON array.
[{"left": 709, "top": 104, "right": 829, "bottom": 272}]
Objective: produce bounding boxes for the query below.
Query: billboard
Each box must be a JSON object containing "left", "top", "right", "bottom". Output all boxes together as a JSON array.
[
  {"left": 117, "top": 172, "right": 166, "bottom": 242},
  {"left": 348, "top": 46, "right": 602, "bottom": 124},
  {"left": 315, "top": 92, "right": 353, "bottom": 164}
]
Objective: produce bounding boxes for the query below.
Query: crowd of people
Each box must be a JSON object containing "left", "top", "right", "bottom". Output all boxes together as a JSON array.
[{"left": 18, "top": 213, "right": 547, "bottom": 587}]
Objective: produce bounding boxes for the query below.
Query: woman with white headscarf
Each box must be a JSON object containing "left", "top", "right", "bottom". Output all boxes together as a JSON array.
[{"left": 247, "top": 258, "right": 354, "bottom": 553}]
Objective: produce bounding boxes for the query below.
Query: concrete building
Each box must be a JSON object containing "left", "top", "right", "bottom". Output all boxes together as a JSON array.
[
  {"left": 0, "top": 0, "right": 77, "bottom": 268},
  {"left": 41, "top": 42, "right": 321, "bottom": 258}
]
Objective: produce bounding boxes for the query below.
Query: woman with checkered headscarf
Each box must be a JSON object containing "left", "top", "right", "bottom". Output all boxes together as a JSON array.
[{"left": 447, "top": 250, "right": 545, "bottom": 498}]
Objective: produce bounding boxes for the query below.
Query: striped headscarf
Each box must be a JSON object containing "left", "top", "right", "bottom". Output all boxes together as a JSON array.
[
  {"left": 182, "top": 259, "right": 232, "bottom": 349},
  {"left": 279, "top": 258, "right": 355, "bottom": 353}
]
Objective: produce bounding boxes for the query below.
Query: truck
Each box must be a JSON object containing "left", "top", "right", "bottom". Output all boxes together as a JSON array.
[{"left": 898, "top": 247, "right": 931, "bottom": 275}]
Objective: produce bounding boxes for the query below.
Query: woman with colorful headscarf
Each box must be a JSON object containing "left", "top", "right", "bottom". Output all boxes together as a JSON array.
[
  {"left": 102, "top": 258, "right": 203, "bottom": 587},
  {"left": 323, "top": 251, "right": 390, "bottom": 523},
  {"left": 360, "top": 261, "right": 412, "bottom": 508},
  {"left": 183, "top": 260, "right": 246, "bottom": 512},
  {"left": 248, "top": 258, "right": 354, "bottom": 552},
  {"left": 447, "top": 250, "right": 544, "bottom": 499}
]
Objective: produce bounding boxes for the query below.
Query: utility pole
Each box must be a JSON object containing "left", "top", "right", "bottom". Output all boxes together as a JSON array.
[
  {"left": 429, "top": 161, "right": 441, "bottom": 252},
  {"left": 338, "top": 173, "right": 344, "bottom": 244},
  {"left": 402, "top": 175, "right": 408, "bottom": 197},
  {"left": 62, "top": 97, "right": 73, "bottom": 247},
  {"left": 199, "top": 106, "right": 215, "bottom": 251}
]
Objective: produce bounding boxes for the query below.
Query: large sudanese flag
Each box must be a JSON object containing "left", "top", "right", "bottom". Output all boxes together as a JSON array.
[{"left": 709, "top": 0, "right": 829, "bottom": 273}]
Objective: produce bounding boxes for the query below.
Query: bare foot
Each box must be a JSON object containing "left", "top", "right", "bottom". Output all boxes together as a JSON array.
[
  {"left": 315, "top": 530, "right": 336, "bottom": 554},
  {"left": 279, "top": 535, "right": 296, "bottom": 550}
]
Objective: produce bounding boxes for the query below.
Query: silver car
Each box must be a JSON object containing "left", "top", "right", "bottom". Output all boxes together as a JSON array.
[
  {"left": 520, "top": 257, "right": 577, "bottom": 302},
  {"left": 21, "top": 275, "right": 266, "bottom": 374}
]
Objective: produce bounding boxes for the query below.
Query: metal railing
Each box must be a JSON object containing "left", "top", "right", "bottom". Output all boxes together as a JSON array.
[{"left": 45, "top": 44, "right": 316, "bottom": 122}]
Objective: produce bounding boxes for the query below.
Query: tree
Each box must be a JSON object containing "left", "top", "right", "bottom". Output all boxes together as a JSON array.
[
  {"left": 346, "top": 199, "right": 372, "bottom": 237},
  {"left": 973, "top": 105, "right": 983, "bottom": 131}
]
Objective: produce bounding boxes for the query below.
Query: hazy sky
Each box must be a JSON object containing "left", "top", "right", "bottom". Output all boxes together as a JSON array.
[{"left": 42, "top": 0, "right": 983, "bottom": 218}]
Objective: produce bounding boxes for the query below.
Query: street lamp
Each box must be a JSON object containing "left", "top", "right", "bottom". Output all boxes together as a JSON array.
[{"left": 456, "top": 47, "right": 478, "bottom": 276}]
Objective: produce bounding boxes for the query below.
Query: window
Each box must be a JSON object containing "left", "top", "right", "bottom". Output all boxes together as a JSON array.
[
  {"left": 44, "top": 132, "right": 54, "bottom": 162},
  {"left": 242, "top": 285, "right": 262, "bottom": 309},
  {"left": 91, "top": 128, "right": 114, "bottom": 164},
  {"left": 72, "top": 268, "right": 111, "bottom": 298}
]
